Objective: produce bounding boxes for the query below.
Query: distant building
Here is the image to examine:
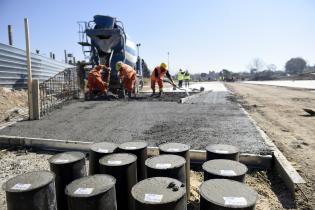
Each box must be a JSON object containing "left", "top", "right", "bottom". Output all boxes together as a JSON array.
[{"left": 208, "top": 71, "right": 217, "bottom": 80}]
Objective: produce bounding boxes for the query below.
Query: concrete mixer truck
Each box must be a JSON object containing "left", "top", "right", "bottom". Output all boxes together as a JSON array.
[{"left": 78, "top": 15, "right": 143, "bottom": 98}]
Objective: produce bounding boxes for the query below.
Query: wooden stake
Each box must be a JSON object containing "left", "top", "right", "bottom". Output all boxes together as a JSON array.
[
  {"left": 24, "top": 18, "right": 33, "bottom": 120},
  {"left": 32, "top": 80, "right": 40, "bottom": 120}
]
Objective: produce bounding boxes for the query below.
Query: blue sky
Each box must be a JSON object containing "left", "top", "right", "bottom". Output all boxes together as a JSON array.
[{"left": 0, "top": 0, "right": 314, "bottom": 74}]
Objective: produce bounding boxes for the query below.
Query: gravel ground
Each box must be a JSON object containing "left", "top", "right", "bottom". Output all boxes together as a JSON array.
[
  {"left": 0, "top": 149, "right": 296, "bottom": 210},
  {"left": 0, "top": 91, "right": 271, "bottom": 154},
  {"left": 0, "top": 149, "right": 51, "bottom": 210}
]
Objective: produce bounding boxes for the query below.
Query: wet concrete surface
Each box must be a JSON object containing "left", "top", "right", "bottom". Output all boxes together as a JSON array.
[
  {"left": 0, "top": 90, "right": 271, "bottom": 154},
  {"left": 87, "top": 92, "right": 191, "bottom": 102}
]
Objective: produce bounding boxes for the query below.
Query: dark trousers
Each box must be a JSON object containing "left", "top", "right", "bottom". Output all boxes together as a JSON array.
[
  {"left": 178, "top": 80, "right": 183, "bottom": 88},
  {"left": 184, "top": 79, "right": 189, "bottom": 87}
]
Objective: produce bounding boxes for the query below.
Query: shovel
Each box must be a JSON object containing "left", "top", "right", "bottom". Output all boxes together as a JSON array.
[{"left": 164, "top": 80, "right": 189, "bottom": 96}]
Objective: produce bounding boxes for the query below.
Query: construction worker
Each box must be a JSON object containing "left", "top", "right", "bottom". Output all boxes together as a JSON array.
[
  {"left": 116, "top": 61, "right": 137, "bottom": 98},
  {"left": 184, "top": 70, "right": 190, "bottom": 88},
  {"left": 177, "top": 69, "right": 184, "bottom": 88},
  {"left": 87, "top": 64, "right": 110, "bottom": 96},
  {"left": 151, "top": 62, "right": 176, "bottom": 97}
]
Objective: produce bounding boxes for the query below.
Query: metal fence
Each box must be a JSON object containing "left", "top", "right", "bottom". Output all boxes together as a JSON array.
[
  {"left": 39, "top": 67, "right": 79, "bottom": 116},
  {"left": 0, "top": 43, "right": 73, "bottom": 88}
]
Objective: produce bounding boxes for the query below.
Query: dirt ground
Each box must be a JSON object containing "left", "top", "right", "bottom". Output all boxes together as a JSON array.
[
  {"left": 226, "top": 83, "right": 315, "bottom": 209},
  {"left": 0, "top": 88, "right": 27, "bottom": 123},
  {"left": 0, "top": 149, "right": 296, "bottom": 210}
]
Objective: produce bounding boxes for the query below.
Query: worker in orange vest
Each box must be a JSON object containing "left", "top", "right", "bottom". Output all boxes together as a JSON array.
[
  {"left": 151, "top": 62, "right": 176, "bottom": 97},
  {"left": 116, "top": 61, "right": 137, "bottom": 98},
  {"left": 87, "top": 64, "right": 110, "bottom": 95}
]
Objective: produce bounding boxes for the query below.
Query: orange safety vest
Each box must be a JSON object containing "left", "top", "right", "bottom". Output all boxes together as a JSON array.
[
  {"left": 120, "top": 63, "right": 136, "bottom": 80},
  {"left": 151, "top": 66, "right": 167, "bottom": 81},
  {"left": 88, "top": 69, "right": 102, "bottom": 84}
]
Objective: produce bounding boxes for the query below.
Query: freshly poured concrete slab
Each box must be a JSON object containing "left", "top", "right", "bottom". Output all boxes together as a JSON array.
[{"left": 0, "top": 83, "right": 271, "bottom": 155}]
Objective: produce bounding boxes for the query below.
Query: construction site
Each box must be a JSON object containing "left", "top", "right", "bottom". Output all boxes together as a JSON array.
[{"left": 1, "top": 1, "right": 315, "bottom": 210}]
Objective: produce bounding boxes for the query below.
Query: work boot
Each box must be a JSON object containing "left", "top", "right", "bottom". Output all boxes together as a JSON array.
[
  {"left": 157, "top": 91, "right": 163, "bottom": 97},
  {"left": 150, "top": 90, "right": 155, "bottom": 97}
]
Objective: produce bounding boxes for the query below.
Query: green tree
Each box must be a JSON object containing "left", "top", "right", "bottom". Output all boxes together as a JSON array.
[{"left": 285, "top": 58, "right": 307, "bottom": 75}]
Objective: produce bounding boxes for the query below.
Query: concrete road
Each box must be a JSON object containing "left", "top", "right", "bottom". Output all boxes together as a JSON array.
[{"left": 0, "top": 82, "right": 271, "bottom": 154}]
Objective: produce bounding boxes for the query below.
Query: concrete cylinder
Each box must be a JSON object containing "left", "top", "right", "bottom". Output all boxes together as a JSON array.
[
  {"left": 49, "top": 151, "right": 86, "bottom": 210},
  {"left": 118, "top": 141, "right": 148, "bottom": 181},
  {"left": 200, "top": 179, "right": 257, "bottom": 210},
  {"left": 145, "top": 155, "right": 186, "bottom": 188},
  {"left": 206, "top": 144, "right": 239, "bottom": 161},
  {"left": 99, "top": 153, "right": 137, "bottom": 210},
  {"left": 202, "top": 159, "right": 248, "bottom": 182},
  {"left": 3, "top": 171, "right": 57, "bottom": 210},
  {"left": 65, "top": 174, "right": 117, "bottom": 210},
  {"left": 132, "top": 177, "right": 187, "bottom": 210},
  {"left": 89, "top": 142, "right": 118, "bottom": 175},
  {"left": 159, "top": 142, "right": 190, "bottom": 194}
]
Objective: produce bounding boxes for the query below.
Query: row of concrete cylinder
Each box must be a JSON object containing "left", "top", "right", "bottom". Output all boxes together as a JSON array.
[{"left": 3, "top": 142, "right": 257, "bottom": 210}]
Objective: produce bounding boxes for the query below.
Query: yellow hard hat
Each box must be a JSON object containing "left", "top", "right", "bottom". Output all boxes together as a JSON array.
[
  {"left": 116, "top": 61, "right": 123, "bottom": 71},
  {"left": 160, "top": 62, "right": 168, "bottom": 70},
  {"left": 96, "top": 64, "right": 105, "bottom": 70}
]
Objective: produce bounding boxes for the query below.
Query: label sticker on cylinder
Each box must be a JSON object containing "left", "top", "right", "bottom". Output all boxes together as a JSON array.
[
  {"left": 97, "top": 149, "right": 109, "bottom": 153},
  {"left": 155, "top": 163, "right": 172, "bottom": 169},
  {"left": 144, "top": 194, "right": 163, "bottom": 203},
  {"left": 220, "top": 170, "right": 237, "bottom": 176},
  {"left": 223, "top": 197, "right": 247, "bottom": 206},
  {"left": 126, "top": 146, "right": 137, "bottom": 150},
  {"left": 74, "top": 188, "right": 94, "bottom": 195},
  {"left": 215, "top": 150, "right": 229, "bottom": 154},
  {"left": 54, "top": 159, "right": 69, "bottom": 163},
  {"left": 167, "top": 148, "right": 180, "bottom": 152},
  {"left": 11, "top": 183, "right": 31, "bottom": 191},
  {"left": 108, "top": 160, "right": 122, "bottom": 165}
]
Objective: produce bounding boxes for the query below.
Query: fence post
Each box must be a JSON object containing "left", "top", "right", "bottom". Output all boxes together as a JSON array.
[
  {"left": 8, "top": 25, "right": 13, "bottom": 46},
  {"left": 32, "top": 80, "right": 40, "bottom": 120},
  {"left": 24, "top": 18, "right": 34, "bottom": 120},
  {"left": 64, "top": 50, "right": 68, "bottom": 64}
]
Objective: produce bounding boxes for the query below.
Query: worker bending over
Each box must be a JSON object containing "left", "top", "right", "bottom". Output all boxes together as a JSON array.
[
  {"left": 177, "top": 69, "right": 184, "bottom": 88},
  {"left": 184, "top": 70, "right": 190, "bottom": 88},
  {"left": 151, "top": 63, "right": 176, "bottom": 97},
  {"left": 87, "top": 64, "right": 110, "bottom": 96},
  {"left": 116, "top": 61, "right": 137, "bottom": 98}
]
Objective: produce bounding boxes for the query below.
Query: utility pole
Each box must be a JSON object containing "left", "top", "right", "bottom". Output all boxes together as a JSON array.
[
  {"left": 8, "top": 25, "right": 13, "bottom": 46},
  {"left": 136, "top": 43, "right": 141, "bottom": 57},
  {"left": 24, "top": 18, "right": 34, "bottom": 119}
]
